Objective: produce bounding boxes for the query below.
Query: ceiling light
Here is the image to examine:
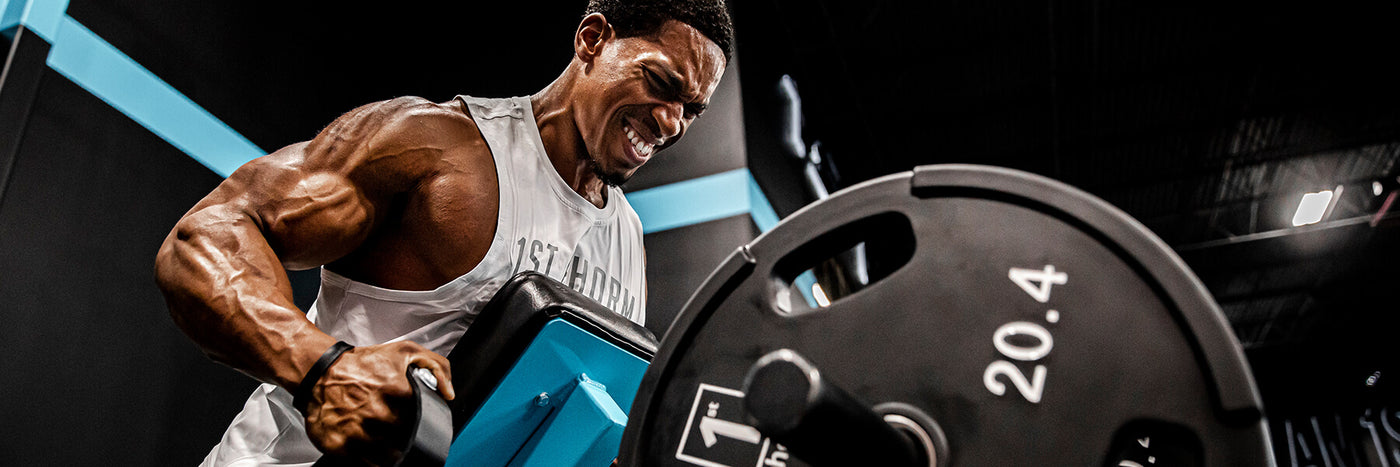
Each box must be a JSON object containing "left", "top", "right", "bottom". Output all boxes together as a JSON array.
[
  {"left": 1375, "top": 181, "right": 1385, "bottom": 196},
  {"left": 1292, "top": 190, "right": 1333, "bottom": 226}
]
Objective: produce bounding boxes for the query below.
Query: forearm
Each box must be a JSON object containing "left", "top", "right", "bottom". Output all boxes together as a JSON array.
[{"left": 155, "top": 212, "right": 336, "bottom": 390}]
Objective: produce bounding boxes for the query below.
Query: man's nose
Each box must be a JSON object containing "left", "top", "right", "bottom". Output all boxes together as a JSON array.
[{"left": 652, "top": 102, "right": 684, "bottom": 140}]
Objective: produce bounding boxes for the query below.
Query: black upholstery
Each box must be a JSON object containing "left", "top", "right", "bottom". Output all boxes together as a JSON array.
[{"left": 445, "top": 271, "right": 659, "bottom": 430}]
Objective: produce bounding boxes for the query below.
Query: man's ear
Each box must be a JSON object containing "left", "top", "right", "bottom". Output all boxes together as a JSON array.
[{"left": 575, "top": 13, "right": 612, "bottom": 62}]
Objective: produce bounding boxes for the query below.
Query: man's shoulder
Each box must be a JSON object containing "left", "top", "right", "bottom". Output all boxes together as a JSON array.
[
  {"left": 350, "top": 96, "right": 489, "bottom": 166},
  {"left": 362, "top": 96, "right": 480, "bottom": 143},
  {"left": 298, "top": 96, "right": 488, "bottom": 190}
]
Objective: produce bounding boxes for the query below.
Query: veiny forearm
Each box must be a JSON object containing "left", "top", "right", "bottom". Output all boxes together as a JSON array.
[
  {"left": 154, "top": 98, "right": 450, "bottom": 396},
  {"left": 155, "top": 207, "right": 336, "bottom": 390}
]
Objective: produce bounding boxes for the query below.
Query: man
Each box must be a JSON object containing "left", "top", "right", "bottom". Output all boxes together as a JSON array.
[{"left": 154, "top": 1, "right": 733, "bottom": 465}]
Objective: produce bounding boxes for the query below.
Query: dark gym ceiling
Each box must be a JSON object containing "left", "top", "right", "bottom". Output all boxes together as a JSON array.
[{"left": 55, "top": 0, "right": 1399, "bottom": 408}]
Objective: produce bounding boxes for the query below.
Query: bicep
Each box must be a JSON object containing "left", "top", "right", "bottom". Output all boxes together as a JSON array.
[
  {"left": 173, "top": 142, "right": 377, "bottom": 271},
  {"left": 182, "top": 97, "right": 455, "bottom": 269},
  {"left": 252, "top": 154, "right": 377, "bottom": 269},
  {"left": 242, "top": 144, "right": 380, "bottom": 271}
]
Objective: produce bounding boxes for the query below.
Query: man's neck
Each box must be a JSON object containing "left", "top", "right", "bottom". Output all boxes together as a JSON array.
[{"left": 532, "top": 66, "right": 609, "bottom": 208}]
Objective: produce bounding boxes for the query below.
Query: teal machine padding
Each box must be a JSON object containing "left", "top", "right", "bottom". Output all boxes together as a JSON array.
[{"left": 445, "top": 319, "right": 649, "bottom": 466}]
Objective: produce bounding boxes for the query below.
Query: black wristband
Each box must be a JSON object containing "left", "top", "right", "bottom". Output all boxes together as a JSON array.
[{"left": 292, "top": 341, "right": 354, "bottom": 414}]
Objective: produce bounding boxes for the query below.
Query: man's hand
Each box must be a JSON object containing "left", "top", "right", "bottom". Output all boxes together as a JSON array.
[{"left": 304, "top": 341, "right": 455, "bottom": 465}]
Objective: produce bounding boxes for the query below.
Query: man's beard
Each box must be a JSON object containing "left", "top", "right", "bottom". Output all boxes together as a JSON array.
[{"left": 585, "top": 152, "right": 631, "bottom": 187}]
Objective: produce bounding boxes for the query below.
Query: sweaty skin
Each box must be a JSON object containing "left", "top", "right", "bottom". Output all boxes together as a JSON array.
[{"left": 154, "top": 14, "right": 724, "bottom": 464}]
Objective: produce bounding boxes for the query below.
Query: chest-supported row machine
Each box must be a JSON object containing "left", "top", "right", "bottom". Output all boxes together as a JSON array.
[{"left": 358, "top": 165, "right": 1275, "bottom": 466}]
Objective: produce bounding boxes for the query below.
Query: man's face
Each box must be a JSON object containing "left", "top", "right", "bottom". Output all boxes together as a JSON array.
[{"left": 575, "top": 19, "right": 727, "bottom": 186}]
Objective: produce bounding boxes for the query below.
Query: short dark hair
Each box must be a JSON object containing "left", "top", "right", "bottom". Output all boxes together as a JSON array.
[{"left": 585, "top": 0, "right": 734, "bottom": 62}]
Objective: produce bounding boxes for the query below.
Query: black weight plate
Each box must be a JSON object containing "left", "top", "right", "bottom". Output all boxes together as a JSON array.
[{"left": 619, "top": 165, "right": 1275, "bottom": 466}]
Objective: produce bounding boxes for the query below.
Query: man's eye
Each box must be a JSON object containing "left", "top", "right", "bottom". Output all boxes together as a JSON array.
[
  {"left": 683, "top": 104, "right": 705, "bottom": 119},
  {"left": 644, "top": 70, "right": 674, "bottom": 97}
]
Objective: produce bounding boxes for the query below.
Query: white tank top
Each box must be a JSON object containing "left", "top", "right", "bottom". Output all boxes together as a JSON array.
[
  {"left": 201, "top": 96, "right": 648, "bottom": 467},
  {"left": 307, "top": 95, "right": 648, "bottom": 355}
]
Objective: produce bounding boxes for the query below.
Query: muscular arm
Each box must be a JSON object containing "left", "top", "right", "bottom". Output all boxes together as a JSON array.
[
  {"left": 156, "top": 99, "right": 481, "bottom": 463},
  {"left": 155, "top": 97, "right": 450, "bottom": 386},
  {"left": 154, "top": 145, "right": 363, "bottom": 388}
]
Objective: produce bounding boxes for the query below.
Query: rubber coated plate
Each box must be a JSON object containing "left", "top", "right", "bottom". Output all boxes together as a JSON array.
[{"left": 619, "top": 165, "right": 1274, "bottom": 466}]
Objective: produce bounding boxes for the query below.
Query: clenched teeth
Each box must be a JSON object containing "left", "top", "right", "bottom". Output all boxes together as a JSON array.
[{"left": 625, "top": 125, "right": 655, "bottom": 157}]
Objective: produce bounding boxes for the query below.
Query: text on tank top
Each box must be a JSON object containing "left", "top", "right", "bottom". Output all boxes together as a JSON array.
[{"left": 306, "top": 95, "right": 647, "bottom": 355}]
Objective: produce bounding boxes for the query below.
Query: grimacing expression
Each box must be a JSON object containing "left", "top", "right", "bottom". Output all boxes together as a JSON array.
[{"left": 576, "top": 19, "right": 726, "bottom": 185}]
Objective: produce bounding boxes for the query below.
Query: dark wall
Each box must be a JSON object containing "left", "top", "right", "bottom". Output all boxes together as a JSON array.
[
  {"left": 642, "top": 214, "right": 757, "bottom": 338},
  {"left": 0, "top": 65, "right": 253, "bottom": 465},
  {"left": 63, "top": 0, "right": 586, "bottom": 151}
]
